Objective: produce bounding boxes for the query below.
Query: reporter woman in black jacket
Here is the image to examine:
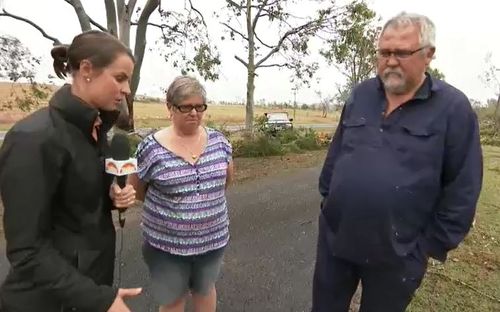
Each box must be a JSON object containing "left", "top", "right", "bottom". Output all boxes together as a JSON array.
[{"left": 0, "top": 30, "right": 140, "bottom": 312}]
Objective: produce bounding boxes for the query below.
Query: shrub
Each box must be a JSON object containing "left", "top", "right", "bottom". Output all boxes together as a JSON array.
[
  {"left": 479, "top": 116, "right": 500, "bottom": 146},
  {"left": 128, "top": 133, "right": 143, "bottom": 156},
  {"left": 232, "top": 133, "right": 284, "bottom": 158},
  {"left": 205, "top": 119, "right": 231, "bottom": 137},
  {"left": 276, "top": 128, "right": 299, "bottom": 144},
  {"left": 232, "top": 127, "right": 331, "bottom": 158}
]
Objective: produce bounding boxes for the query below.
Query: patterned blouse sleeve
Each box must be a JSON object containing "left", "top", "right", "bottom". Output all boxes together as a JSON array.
[{"left": 135, "top": 136, "right": 155, "bottom": 183}]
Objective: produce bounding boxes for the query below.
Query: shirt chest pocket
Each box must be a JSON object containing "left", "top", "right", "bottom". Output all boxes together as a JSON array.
[
  {"left": 342, "top": 117, "right": 381, "bottom": 148},
  {"left": 395, "top": 124, "right": 442, "bottom": 164}
]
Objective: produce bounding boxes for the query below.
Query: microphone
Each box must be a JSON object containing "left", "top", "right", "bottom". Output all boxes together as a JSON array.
[
  {"left": 106, "top": 133, "right": 137, "bottom": 227},
  {"left": 108, "top": 134, "right": 132, "bottom": 188},
  {"left": 106, "top": 133, "right": 137, "bottom": 185}
]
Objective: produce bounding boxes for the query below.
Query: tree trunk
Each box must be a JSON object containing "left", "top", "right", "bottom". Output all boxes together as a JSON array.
[
  {"left": 68, "top": 0, "right": 91, "bottom": 31},
  {"left": 104, "top": 0, "right": 118, "bottom": 36},
  {"left": 118, "top": 0, "right": 136, "bottom": 47},
  {"left": 245, "top": 0, "right": 255, "bottom": 132},
  {"left": 122, "top": 0, "right": 158, "bottom": 132},
  {"left": 113, "top": 0, "right": 136, "bottom": 131},
  {"left": 246, "top": 68, "right": 255, "bottom": 132},
  {"left": 494, "top": 92, "right": 500, "bottom": 131}
]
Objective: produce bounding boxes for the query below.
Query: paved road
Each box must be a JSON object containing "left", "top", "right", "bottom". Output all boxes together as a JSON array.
[{"left": 0, "top": 166, "right": 328, "bottom": 312}]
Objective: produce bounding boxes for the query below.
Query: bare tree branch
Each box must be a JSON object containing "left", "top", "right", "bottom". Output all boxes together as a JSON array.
[
  {"left": 252, "top": 0, "right": 268, "bottom": 31},
  {"left": 0, "top": 9, "right": 61, "bottom": 45},
  {"left": 221, "top": 22, "right": 249, "bottom": 41},
  {"left": 64, "top": 0, "right": 107, "bottom": 31},
  {"left": 89, "top": 16, "right": 107, "bottom": 31},
  {"left": 257, "top": 63, "right": 289, "bottom": 68},
  {"left": 255, "top": 20, "right": 316, "bottom": 68},
  {"left": 128, "top": 0, "right": 138, "bottom": 13},
  {"left": 187, "top": 0, "right": 206, "bottom": 27},
  {"left": 104, "top": 0, "right": 118, "bottom": 35},
  {"left": 118, "top": 0, "right": 138, "bottom": 47},
  {"left": 131, "top": 21, "right": 187, "bottom": 36},
  {"left": 64, "top": 0, "right": 91, "bottom": 31},
  {"left": 250, "top": 0, "right": 279, "bottom": 10},
  {"left": 130, "top": 0, "right": 159, "bottom": 99},
  {"left": 254, "top": 31, "right": 273, "bottom": 49},
  {"left": 235, "top": 55, "right": 248, "bottom": 67},
  {"left": 117, "top": 0, "right": 125, "bottom": 19},
  {"left": 256, "top": 13, "right": 270, "bottom": 19}
]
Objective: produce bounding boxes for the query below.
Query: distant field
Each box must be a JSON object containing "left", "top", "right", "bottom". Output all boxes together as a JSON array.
[
  {"left": 134, "top": 101, "right": 339, "bottom": 129},
  {"left": 0, "top": 82, "right": 340, "bottom": 130}
]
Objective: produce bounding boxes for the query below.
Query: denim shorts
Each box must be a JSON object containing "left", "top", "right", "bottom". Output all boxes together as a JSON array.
[{"left": 142, "top": 242, "right": 225, "bottom": 306}]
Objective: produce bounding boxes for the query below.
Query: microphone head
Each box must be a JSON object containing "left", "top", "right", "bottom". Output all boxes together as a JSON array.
[{"left": 110, "top": 133, "right": 130, "bottom": 161}]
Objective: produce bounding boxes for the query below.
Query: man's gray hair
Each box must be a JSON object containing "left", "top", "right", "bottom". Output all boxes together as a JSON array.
[
  {"left": 381, "top": 12, "right": 436, "bottom": 48},
  {"left": 166, "top": 75, "right": 207, "bottom": 108}
]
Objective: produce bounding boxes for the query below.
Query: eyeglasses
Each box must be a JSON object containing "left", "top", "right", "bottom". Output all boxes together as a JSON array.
[
  {"left": 377, "top": 46, "right": 427, "bottom": 60},
  {"left": 173, "top": 103, "right": 208, "bottom": 113}
]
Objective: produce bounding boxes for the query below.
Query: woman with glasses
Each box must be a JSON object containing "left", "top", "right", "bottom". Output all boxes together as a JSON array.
[{"left": 129, "top": 75, "right": 234, "bottom": 312}]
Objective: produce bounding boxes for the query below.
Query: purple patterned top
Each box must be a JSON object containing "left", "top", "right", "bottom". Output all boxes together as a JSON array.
[{"left": 136, "top": 128, "right": 232, "bottom": 255}]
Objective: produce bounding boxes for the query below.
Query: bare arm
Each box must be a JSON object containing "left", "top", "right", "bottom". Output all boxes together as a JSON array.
[
  {"left": 127, "top": 173, "right": 148, "bottom": 202},
  {"left": 226, "top": 160, "right": 234, "bottom": 189}
]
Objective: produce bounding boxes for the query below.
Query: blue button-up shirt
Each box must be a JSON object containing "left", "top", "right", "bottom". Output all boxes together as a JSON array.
[{"left": 319, "top": 74, "right": 482, "bottom": 264}]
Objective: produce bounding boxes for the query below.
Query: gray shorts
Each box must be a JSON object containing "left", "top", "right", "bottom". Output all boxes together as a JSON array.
[{"left": 142, "top": 242, "right": 225, "bottom": 306}]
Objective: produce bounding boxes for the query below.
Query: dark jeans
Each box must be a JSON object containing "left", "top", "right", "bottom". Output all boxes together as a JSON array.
[{"left": 312, "top": 217, "right": 428, "bottom": 312}]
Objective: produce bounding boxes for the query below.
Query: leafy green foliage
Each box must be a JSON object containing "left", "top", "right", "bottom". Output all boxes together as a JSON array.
[
  {"left": 320, "top": 1, "right": 379, "bottom": 105},
  {"left": 0, "top": 35, "right": 51, "bottom": 111},
  {"left": 233, "top": 117, "right": 331, "bottom": 157},
  {"left": 427, "top": 67, "right": 446, "bottom": 80},
  {"left": 156, "top": 7, "right": 221, "bottom": 82}
]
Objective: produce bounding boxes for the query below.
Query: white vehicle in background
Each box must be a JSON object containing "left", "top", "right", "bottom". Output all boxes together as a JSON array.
[{"left": 263, "top": 111, "right": 293, "bottom": 132}]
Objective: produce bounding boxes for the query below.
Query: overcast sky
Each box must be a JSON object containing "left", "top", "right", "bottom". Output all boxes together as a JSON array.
[{"left": 0, "top": 0, "right": 499, "bottom": 104}]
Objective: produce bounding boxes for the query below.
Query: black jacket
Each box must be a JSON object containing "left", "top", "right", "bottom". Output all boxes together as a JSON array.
[{"left": 0, "top": 85, "right": 120, "bottom": 311}]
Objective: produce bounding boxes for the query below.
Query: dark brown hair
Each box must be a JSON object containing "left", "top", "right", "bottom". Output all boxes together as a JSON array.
[{"left": 50, "top": 30, "right": 134, "bottom": 79}]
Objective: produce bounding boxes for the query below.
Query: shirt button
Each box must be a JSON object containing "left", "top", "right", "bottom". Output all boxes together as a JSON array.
[{"left": 379, "top": 128, "right": 384, "bottom": 132}]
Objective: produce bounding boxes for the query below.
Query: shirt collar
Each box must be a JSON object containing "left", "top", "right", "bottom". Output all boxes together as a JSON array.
[{"left": 49, "top": 84, "right": 119, "bottom": 138}]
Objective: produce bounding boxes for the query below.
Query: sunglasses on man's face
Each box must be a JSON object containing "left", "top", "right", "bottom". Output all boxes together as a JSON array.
[{"left": 174, "top": 103, "right": 208, "bottom": 113}]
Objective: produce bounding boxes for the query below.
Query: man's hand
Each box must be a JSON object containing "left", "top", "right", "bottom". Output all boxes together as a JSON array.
[
  {"left": 110, "top": 184, "right": 136, "bottom": 209},
  {"left": 107, "top": 288, "right": 142, "bottom": 312}
]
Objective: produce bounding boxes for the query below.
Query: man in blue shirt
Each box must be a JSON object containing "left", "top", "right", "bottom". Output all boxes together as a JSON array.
[{"left": 312, "top": 12, "right": 482, "bottom": 312}]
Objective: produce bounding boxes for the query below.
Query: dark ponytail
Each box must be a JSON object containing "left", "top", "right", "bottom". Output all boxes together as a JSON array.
[
  {"left": 49, "top": 30, "right": 134, "bottom": 80},
  {"left": 50, "top": 45, "right": 70, "bottom": 79}
]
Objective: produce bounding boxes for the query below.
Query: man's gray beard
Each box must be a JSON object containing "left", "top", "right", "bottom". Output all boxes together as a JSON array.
[{"left": 382, "top": 78, "right": 408, "bottom": 95}]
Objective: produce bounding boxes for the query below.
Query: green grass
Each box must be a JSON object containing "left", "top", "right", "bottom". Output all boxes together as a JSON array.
[{"left": 407, "top": 145, "right": 500, "bottom": 312}]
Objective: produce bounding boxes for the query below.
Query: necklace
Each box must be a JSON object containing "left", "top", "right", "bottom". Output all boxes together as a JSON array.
[{"left": 177, "top": 129, "right": 203, "bottom": 160}]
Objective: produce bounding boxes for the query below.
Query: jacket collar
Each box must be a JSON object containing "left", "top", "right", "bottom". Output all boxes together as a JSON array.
[{"left": 49, "top": 84, "right": 120, "bottom": 138}]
